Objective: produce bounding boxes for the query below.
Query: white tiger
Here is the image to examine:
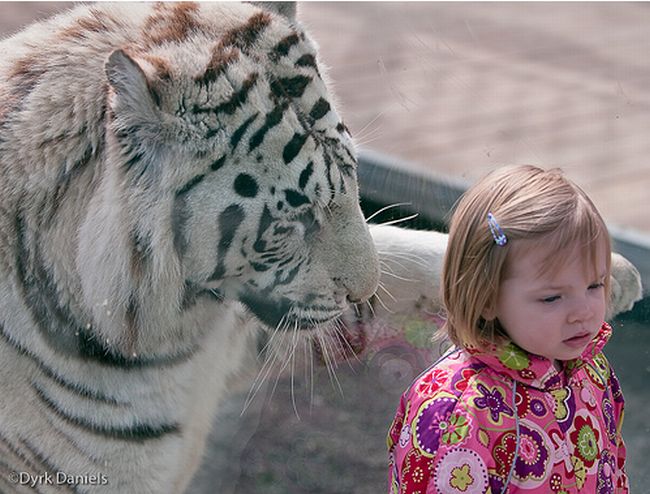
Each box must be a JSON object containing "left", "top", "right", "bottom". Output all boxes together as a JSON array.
[{"left": 0, "top": 2, "right": 642, "bottom": 493}]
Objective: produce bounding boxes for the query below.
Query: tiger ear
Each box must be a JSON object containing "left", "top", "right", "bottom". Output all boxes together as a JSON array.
[
  {"left": 249, "top": 2, "right": 296, "bottom": 21},
  {"left": 105, "top": 49, "right": 160, "bottom": 121}
]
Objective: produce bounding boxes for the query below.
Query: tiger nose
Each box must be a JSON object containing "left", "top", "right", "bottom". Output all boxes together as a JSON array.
[{"left": 334, "top": 273, "right": 378, "bottom": 305}]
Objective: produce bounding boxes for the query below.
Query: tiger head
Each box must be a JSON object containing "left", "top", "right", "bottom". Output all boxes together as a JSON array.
[{"left": 76, "top": 2, "right": 379, "bottom": 348}]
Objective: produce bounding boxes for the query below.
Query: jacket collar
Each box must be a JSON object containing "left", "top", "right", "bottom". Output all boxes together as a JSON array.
[{"left": 467, "top": 322, "right": 612, "bottom": 391}]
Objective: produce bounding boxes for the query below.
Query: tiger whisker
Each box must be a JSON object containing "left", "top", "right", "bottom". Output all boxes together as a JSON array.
[
  {"left": 379, "top": 258, "right": 409, "bottom": 274},
  {"left": 379, "top": 267, "right": 419, "bottom": 283},
  {"left": 331, "top": 318, "right": 363, "bottom": 368},
  {"left": 378, "top": 259, "right": 418, "bottom": 276},
  {"left": 264, "top": 336, "right": 288, "bottom": 406},
  {"left": 372, "top": 290, "right": 394, "bottom": 314},
  {"left": 378, "top": 250, "right": 429, "bottom": 264},
  {"left": 302, "top": 327, "right": 310, "bottom": 398},
  {"left": 307, "top": 332, "right": 315, "bottom": 412},
  {"left": 247, "top": 330, "right": 282, "bottom": 401},
  {"left": 365, "top": 202, "right": 413, "bottom": 223},
  {"left": 354, "top": 120, "right": 383, "bottom": 144},
  {"left": 270, "top": 319, "right": 298, "bottom": 405},
  {"left": 290, "top": 318, "right": 300, "bottom": 419},
  {"left": 365, "top": 299, "right": 376, "bottom": 318},
  {"left": 316, "top": 326, "right": 344, "bottom": 396},
  {"left": 378, "top": 280, "right": 397, "bottom": 303},
  {"left": 255, "top": 318, "right": 285, "bottom": 359},
  {"left": 242, "top": 348, "right": 279, "bottom": 415},
  {"left": 374, "top": 213, "right": 419, "bottom": 227},
  {"left": 378, "top": 251, "right": 430, "bottom": 269},
  {"left": 242, "top": 315, "right": 287, "bottom": 415},
  {"left": 379, "top": 259, "right": 404, "bottom": 277},
  {"left": 354, "top": 110, "right": 384, "bottom": 142},
  {"left": 354, "top": 131, "right": 385, "bottom": 148},
  {"left": 300, "top": 322, "right": 313, "bottom": 407}
]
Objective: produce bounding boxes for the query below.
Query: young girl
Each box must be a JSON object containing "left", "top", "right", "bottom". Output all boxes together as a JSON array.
[{"left": 387, "top": 165, "right": 629, "bottom": 493}]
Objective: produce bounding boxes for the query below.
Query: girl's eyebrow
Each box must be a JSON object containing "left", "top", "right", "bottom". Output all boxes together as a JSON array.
[{"left": 532, "top": 272, "right": 607, "bottom": 292}]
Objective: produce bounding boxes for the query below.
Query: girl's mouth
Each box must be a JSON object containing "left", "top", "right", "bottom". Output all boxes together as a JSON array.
[{"left": 563, "top": 332, "right": 592, "bottom": 348}]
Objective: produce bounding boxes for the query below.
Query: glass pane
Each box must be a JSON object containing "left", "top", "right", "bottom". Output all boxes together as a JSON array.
[{"left": 1, "top": 3, "right": 647, "bottom": 493}]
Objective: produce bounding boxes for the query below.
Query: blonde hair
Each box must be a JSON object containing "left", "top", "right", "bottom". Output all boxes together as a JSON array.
[{"left": 441, "top": 165, "right": 611, "bottom": 350}]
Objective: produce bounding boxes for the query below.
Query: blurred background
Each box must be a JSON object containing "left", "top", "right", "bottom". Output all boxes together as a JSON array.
[{"left": 2, "top": 2, "right": 648, "bottom": 493}]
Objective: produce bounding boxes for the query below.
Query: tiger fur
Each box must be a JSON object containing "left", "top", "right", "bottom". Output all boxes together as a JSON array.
[{"left": 0, "top": 2, "right": 643, "bottom": 493}]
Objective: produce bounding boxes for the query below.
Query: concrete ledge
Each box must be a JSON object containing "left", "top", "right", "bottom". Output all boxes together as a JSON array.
[{"left": 358, "top": 148, "right": 650, "bottom": 296}]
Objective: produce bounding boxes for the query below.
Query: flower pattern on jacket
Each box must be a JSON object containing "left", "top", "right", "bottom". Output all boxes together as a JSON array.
[{"left": 388, "top": 322, "right": 629, "bottom": 493}]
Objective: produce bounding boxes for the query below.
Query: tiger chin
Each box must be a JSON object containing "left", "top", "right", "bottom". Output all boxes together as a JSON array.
[{"left": 0, "top": 2, "right": 643, "bottom": 493}]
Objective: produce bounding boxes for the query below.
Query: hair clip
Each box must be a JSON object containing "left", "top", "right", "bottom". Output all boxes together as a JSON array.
[{"left": 487, "top": 212, "right": 507, "bottom": 246}]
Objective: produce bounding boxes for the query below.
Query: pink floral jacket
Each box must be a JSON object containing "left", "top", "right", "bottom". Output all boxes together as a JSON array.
[{"left": 387, "top": 323, "right": 628, "bottom": 493}]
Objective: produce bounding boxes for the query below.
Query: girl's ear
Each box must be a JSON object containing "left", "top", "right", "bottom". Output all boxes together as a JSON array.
[{"left": 481, "top": 301, "right": 497, "bottom": 322}]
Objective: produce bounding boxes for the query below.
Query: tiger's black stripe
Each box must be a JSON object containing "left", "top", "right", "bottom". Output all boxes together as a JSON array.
[
  {"left": 324, "top": 144, "right": 354, "bottom": 182},
  {"left": 8, "top": 56, "right": 47, "bottom": 104},
  {"left": 115, "top": 124, "right": 146, "bottom": 172},
  {"left": 0, "top": 431, "right": 42, "bottom": 478},
  {"left": 274, "top": 262, "right": 302, "bottom": 287},
  {"left": 172, "top": 154, "right": 229, "bottom": 200},
  {"left": 211, "top": 155, "right": 227, "bottom": 171},
  {"left": 205, "top": 125, "right": 221, "bottom": 139},
  {"left": 249, "top": 102, "right": 287, "bottom": 152},
  {"left": 230, "top": 113, "right": 258, "bottom": 150},
  {"left": 284, "top": 189, "right": 309, "bottom": 208},
  {"left": 0, "top": 322, "right": 127, "bottom": 406},
  {"left": 295, "top": 53, "right": 319, "bottom": 74},
  {"left": 14, "top": 214, "right": 200, "bottom": 368},
  {"left": 338, "top": 141, "right": 357, "bottom": 168},
  {"left": 320, "top": 147, "right": 337, "bottom": 196},
  {"left": 20, "top": 438, "right": 80, "bottom": 493},
  {"left": 253, "top": 206, "right": 274, "bottom": 253},
  {"left": 197, "top": 47, "right": 239, "bottom": 85},
  {"left": 221, "top": 12, "right": 271, "bottom": 51},
  {"left": 270, "top": 75, "right": 312, "bottom": 99},
  {"left": 271, "top": 33, "right": 300, "bottom": 60},
  {"left": 173, "top": 154, "right": 227, "bottom": 259},
  {"left": 181, "top": 282, "right": 223, "bottom": 311},
  {"left": 309, "top": 98, "right": 330, "bottom": 121},
  {"left": 176, "top": 173, "right": 206, "bottom": 197},
  {"left": 41, "top": 413, "right": 105, "bottom": 466},
  {"left": 33, "top": 383, "right": 181, "bottom": 442},
  {"left": 172, "top": 193, "right": 191, "bottom": 257},
  {"left": 15, "top": 211, "right": 91, "bottom": 357},
  {"left": 299, "top": 162, "right": 314, "bottom": 189},
  {"left": 131, "top": 231, "right": 150, "bottom": 281},
  {"left": 0, "top": 432, "right": 76, "bottom": 493},
  {"left": 239, "top": 289, "right": 295, "bottom": 328},
  {"left": 44, "top": 143, "right": 96, "bottom": 224},
  {"left": 283, "top": 132, "right": 309, "bottom": 164},
  {"left": 73, "top": 327, "right": 200, "bottom": 369},
  {"left": 124, "top": 296, "right": 139, "bottom": 355},
  {"left": 207, "top": 204, "right": 245, "bottom": 281},
  {"left": 194, "top": 72, "right": 258, "bottom": 116}
]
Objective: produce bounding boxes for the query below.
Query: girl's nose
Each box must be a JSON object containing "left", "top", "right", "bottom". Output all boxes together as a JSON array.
[{"left": 568, "top": 298, "right": 594, "bottom": 324}]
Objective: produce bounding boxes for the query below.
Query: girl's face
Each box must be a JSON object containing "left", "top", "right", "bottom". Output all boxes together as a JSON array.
[{"left": 491, "top": 239, "right": 608, "bottom": 367}]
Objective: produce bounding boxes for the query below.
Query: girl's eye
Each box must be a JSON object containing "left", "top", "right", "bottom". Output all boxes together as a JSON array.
[
  {"left": 541, "top": 295, "right": 561, "bottom": 303},
  {"left": 589, "top": 282, "right": 605, "bottom": 290}
]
